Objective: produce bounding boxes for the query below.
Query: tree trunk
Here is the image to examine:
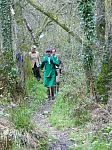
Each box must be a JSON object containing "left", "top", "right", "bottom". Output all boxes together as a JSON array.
[
  {"left": 83, "top": 44, "right": 96, "bottom": 98},
  {"left": 0, "top": 0, "right": 26, "bottom": 100},
  {"left": 96, "top": 0, "right": 112, "bottom": 103},
  {"left": 0, "top": 0, "right": 13, "bottom": 82},
  {"left": 78, "top": 0, "right": 96, "bottom": 99},
  {"left": 105, "top": 0, "right": 112, "bottom": 100},
  {"left": 0, "top": 0, "right": 13, "bottom": 63},
  {"left": 96, "top": 0, "right": 105, "bottom": 45}
]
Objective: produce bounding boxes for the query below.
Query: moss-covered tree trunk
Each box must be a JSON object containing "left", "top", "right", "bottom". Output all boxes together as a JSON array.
[
  {"left": 83, "top": 44, "right": 95, "bottom": 98},
  {"left": 105, "top": 0, "right": 112, "bottom": 58},
  {"left": 96, "top": 0, "right": 105, "bottom": 45},
  {"left": 105, "top": 0, "right": 112, "bottom": 100},
  {"left": 0, "top": 0, "right": 25, "bottom": 100},
  {"left": 0, "top": 0, "right": 13, "bottom": 87},
  {"left": 0, "top": 0, "right": 13, "bottom": 65},
  {"left": 96, "top": 0, "right": 112, "bottom": 103},
  {"left": 78, "top": 0, "right": 96, "bottom": 99}
]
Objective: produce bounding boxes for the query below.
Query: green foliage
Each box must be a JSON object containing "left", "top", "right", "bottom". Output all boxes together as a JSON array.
[
  {"left": 78, "top": 0, "right": 95, "bottom": 41},
  {"left": 15, "top": 4, "right": 24, "bottom": 26},
  {"left": 73, "top": 141, "right": 111, "bottom": 150},
  {"left": 92, "top": 141, "right": 111, "bottom": 150},
  {"left": 10, "top": 105, "right": 33, "bottom": 131},
  {"left": 49, "top": 84, "right": 91, "bottom": 129},
  {"left": 96, "top": 64, "right": 109, "bottom": 103},
  {"left": 8, "top": 67, "right": 18, "bottom": 93},
  {"left": 0, "top": 65, "right": 21, "bottom": 100},
  {"left": 11, "top": 135, "right": 48, "bottom": 150},
  {"left": 91, "top": 125, "right": 112, "bottom": 150},
  {"left": 83, "top": 45, "right": 93, "bottom": 70},
  {"left": 71, "top": 105, "right": 90, "bottom": 126},
  {"left": 10, "top": 77, "right": 46, "bottom": 130},
  {"left": 69, "top": 123, "right": 112, "bottom": 150},
  {"left": 24, "top": 56, "right": 33, "bottom": 78},
  {"left": 12, "top": 144, "right": 24, "bottom": 150},
  {"left": 49, "top": 55, "right": 90, "bottom": 128},
  {"left": 26, "top": 77, "right": 46, "bottom": 110},
  {"left": 49, "top": 95, "right": 75, "bottom": 129},
  {"left": 9, "top": 77, "right": 48, "bottom": 149}
]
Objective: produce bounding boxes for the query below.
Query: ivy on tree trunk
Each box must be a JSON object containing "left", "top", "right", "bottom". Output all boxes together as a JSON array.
[
  {"left": 78, "top": 0, "right": 96, "bottom": 99},
  {"left": 0, "top": 0, "right": 21, "bottom": 100},
  {"left": 0, "top": 0, "right": 13, "bottom": 71}
]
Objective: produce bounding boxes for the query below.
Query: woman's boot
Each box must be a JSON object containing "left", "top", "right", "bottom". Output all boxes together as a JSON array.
[
  {"left": 51, "top": 87, "right": 55, "bottom": 100},
  {"left": 47, "top": 88, "right": 51, "bottom": 100},
  {"left": 56, "top": 82, "right": 60, "bottom": 93}
]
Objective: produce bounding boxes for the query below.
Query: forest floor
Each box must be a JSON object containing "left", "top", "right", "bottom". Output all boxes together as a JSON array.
[
  {"left": 33, "top": 99, "right": 75, "bottom": 150},
  {"left": 32, "top": 90, "right": 112, "bottom": 150},
  {"left": 1, "top": 78, "right": 112, "bottom": 150}
]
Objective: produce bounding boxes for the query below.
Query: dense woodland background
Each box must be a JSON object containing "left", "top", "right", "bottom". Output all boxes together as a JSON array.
[{"left": 0, "top": 0, "right": 112, "bottom": 150}]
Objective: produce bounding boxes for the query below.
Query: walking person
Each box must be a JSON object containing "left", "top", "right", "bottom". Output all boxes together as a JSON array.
[
  {"left": 40, "top": 49, "right": 59, "bottom": 100},
  {"left": 51, "top": 49, "right": 64, "bottom": 94},
  {"left": 29, "top": 45, "right": 41, "bottom": 81}
]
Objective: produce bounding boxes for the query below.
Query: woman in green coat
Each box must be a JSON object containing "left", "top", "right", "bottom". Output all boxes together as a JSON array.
[{"left": 40, "top": 49, "right": 59, "bottom": 100}]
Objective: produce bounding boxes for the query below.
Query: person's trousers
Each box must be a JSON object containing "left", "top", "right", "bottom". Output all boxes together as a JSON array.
[
  {"left": 32, "top": 66, "right": 41, "bottom": 80},
  {"left": 54, "top": 82, "right": 60, "bottom": 95},
  {"left": 47, "top": 87, "right": 55, "bottom": 100}
]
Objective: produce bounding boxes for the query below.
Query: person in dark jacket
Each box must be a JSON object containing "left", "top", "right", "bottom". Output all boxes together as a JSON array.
[{"left": 51, "top": 49, "right": 64, "bottom": 94}]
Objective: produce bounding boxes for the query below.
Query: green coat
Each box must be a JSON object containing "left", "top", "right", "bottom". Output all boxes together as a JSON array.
[{"left": 40, "top": 55, "right": 59, "bottom": 87}]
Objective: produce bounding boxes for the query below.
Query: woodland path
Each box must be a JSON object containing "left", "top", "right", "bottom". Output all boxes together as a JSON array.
[{"left": 33, "top": 99, "right": 75, "bottom": 150}]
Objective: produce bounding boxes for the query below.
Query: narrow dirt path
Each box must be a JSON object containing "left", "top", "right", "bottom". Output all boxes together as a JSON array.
[{"left": 33, "top": 100, "right": 75, "bottom": 150}]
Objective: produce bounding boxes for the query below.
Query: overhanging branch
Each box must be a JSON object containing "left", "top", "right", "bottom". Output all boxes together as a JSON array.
[
  {"left": 26, "top": 0, "right": 100, "bottom": 51},
  {"left": 26, "top": 0, "right": 82, "bottom": 44},
  {"left": 23, "top": 17, "right": 39, "bottom": 46},
  {"left": 36, "top": 17, "right": 52, "bottom": 39}
]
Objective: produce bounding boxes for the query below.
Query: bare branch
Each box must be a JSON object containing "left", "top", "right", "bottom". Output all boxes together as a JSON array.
[
  {"left": 23, "top": 17, "right": 39, "bottom": 47},
  {"left": 36, "top": 17, "right": 52, "bottom": 39},
  {"left": 26, "top": 0, "right": 82, "bottom": 44},
  {"left": 25, "top": 0, "right": 99, "bottom": 51}
]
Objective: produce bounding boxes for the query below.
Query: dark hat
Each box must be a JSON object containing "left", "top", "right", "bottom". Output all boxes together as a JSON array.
[{"left": 45, "top": 49, "right": 51, "bottom": 52}]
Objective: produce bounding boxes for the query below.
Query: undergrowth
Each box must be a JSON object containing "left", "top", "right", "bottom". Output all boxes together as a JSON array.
[
  {"left": 49, "top": 80, "right": 112, "bottom": 150},
  {"left": 69, "top": 123, "right": 112, "bottom": 150},
  {"left": 10, "top": 76, "right": 46, "bottom": 131},
  {"left": 49, "top": 84, "right": 91, "bottom": 129},
  {"left": 9, "top": 76, "right": 48, "bottom": 149}
]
